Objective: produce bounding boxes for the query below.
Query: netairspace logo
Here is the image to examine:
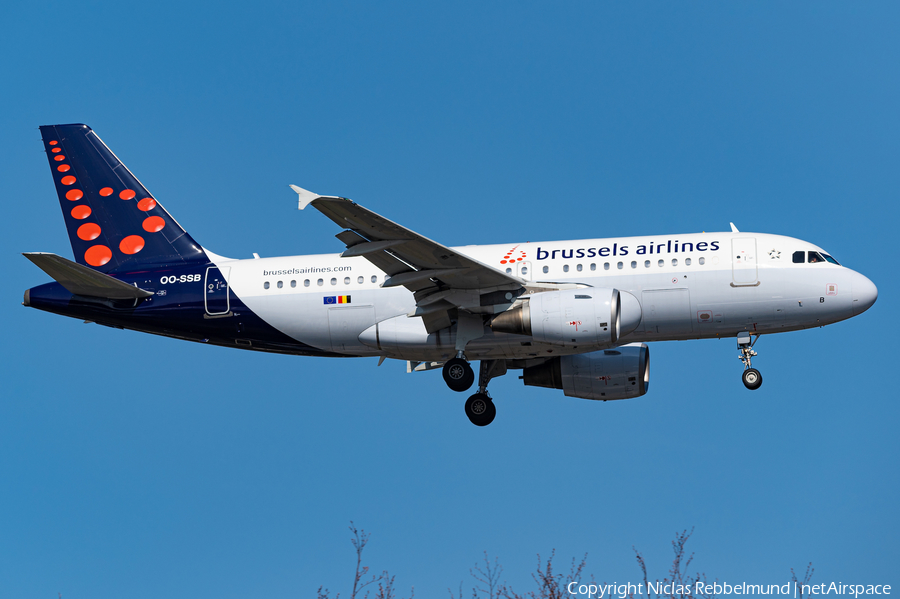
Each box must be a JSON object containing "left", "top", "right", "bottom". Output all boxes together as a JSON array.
[{"left": 565, "top": 581, "right": 892, "bottom": 598}]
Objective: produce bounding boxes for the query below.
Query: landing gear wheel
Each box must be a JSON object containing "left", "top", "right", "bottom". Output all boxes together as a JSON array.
[
  {"left": 443, "top": 357, "right": 475, "bottom": 392},
  {"left": 742, "top": 368, "right": 763, "bottom": 390},
  {"left": 465, "top": 393, "right": 496, "bottom": 426}
]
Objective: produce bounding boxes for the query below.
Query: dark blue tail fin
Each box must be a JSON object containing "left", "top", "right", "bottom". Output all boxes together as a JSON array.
[{"left": 40, "top": 124, "right": 208, "bottom": 273}]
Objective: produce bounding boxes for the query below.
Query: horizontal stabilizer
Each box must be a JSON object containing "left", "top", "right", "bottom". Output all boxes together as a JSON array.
[{"left": 23, "top": 252, "right": 153, "bottom": 299}]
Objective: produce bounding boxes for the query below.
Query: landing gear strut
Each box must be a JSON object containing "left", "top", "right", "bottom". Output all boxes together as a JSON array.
[
  {"left": 463, "top": 360, "right": 507, "bottom": 426},
  {"left": 442, "top": 353, "right": 474, "bottom": 392},
  {"left": 737, "top": 332, "right": 763, "bottom": 390}
]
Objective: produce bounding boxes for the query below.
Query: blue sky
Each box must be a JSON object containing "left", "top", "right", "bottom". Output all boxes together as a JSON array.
[{"left": 2, "top": 2, "right": 897, "bottom": 597}]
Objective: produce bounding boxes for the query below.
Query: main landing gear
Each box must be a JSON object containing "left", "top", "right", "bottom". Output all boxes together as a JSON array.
[
  {"left": 737, "top": 332, "right": 763, "bottom": 390},
  {"left": 465, "top": 393, "right": 495, "bottom": 427},
  {"left": 442, "top": 354, "right": 475, "bottom": 392},
  {"left": 442, "top": 355, "right": 505, "bottom": 426}
]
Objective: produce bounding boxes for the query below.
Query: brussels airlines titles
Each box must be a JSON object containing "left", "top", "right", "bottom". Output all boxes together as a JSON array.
[{"left": 536, "top": 238, "right": 722, "bottom": 260}]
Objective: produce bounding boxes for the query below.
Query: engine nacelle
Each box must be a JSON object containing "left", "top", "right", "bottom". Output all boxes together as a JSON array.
[
  {"left": 491, "top": 287, "right": 642, "bottom": 348},
  {"left": 522, "top": 343, "right": 650, "bottom": 401}
]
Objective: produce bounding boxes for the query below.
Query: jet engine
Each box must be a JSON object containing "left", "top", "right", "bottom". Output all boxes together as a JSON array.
[
  {"left": 490, "top": 288, "right": 642, "bottom": 348},
  {"left": 522, "top": 343, "right": 650, "bottom": 401}
]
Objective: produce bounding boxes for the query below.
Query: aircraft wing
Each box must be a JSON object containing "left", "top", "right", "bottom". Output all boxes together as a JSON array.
[{"left": 291, "top": 186, "right": 524, "bottom": 332}]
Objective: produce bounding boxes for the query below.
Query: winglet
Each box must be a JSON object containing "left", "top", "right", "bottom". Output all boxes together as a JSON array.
[
  {"left": 730, "top": 222, "right": 740, "bottom": 233},
  {"left": 289, "top": 184, "right": 321, "bottom": 210}
]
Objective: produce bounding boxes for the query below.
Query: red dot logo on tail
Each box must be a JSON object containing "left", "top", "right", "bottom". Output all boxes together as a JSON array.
[
  {"left": 84, "top": 245, "right": 112, "bottom": 267},
  {"left": 71, "top": 205, "right": 91, "bottom": 220},
  {"left": 77, "top": 223, "right": 101, "bottom": 241},
  {"left": 142, "top": 216, "right": 165, "bottom": 233},
  {"left": 120, "top": 235, "right": 145, "bottom": 254}
]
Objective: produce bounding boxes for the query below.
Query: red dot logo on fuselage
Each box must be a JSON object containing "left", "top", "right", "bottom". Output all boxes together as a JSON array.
[{"left": 499, "top": 245, "right": 527, "bottom": 265}]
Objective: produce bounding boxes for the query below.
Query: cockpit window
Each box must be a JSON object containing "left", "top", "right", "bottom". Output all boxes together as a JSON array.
[
  {"left": 807, "top": 251, "right": 826, "bottom": 264},
  {"left": 794, "top": 250, "right": 839, "bottom": 265}
]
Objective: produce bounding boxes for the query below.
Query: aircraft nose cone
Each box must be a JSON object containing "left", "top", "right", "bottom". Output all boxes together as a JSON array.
[
  {"left": 851, "top": 271, "right": 877, "bottom": 315},
  {"left": 618, "top": 290, "right": 643, "bottom": 337}
]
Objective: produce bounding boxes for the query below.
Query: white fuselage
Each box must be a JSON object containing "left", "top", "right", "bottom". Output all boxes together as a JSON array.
[{"left": 208, "top": 231, "right": 873, "bottom": 361}]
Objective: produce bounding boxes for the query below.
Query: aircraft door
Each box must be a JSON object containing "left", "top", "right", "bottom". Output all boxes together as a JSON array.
[
  {"left": 204, "top": 266, "right": 232, "bottom": 316},
  {"left": 732, "top": 238, "right": 758, "bottom": 285},
  {"left": 517, "top": 261, "right": 532, "bottom": 281}
]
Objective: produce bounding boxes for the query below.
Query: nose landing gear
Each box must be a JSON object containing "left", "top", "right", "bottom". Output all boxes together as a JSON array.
[
  {"left": 737, "top": 332, "right": 763, "bottom": 390},
  {"left": 742, "top": 368, "right": 762, "bottom": 390}
]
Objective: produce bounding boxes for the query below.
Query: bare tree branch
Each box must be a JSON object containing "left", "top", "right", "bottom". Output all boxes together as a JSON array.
[
  {"left": 349, "top": 522, "right": 383, "bottom": 599},
  {"left": 792, "top": 563, "right": 815, "bottom": 599}
]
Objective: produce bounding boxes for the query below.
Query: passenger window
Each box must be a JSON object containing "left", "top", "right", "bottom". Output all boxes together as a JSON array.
[
  {"left": 521, "top": 266, "right": 528, "bottom": 275},
  {"left": 617, "top": 262, "right": 623, "bottom": 269},
  {"left": 304, "top": 279, "right": 310, "bottom": 287},
  {"left": 264, "top": 281, "right": 270, "bottom": 290},
  {"left": 672, "top": 259, "right": 678, "bottom": 267},
  {"left": 358, "top": 276, "right": 364, "bottom": 284},
  {"left": 371, "top": 275, "right": 377, "bottom": 283},
  {"left": 590, "top": 263, "right": 596, "bottom": 271},
  {"left": 331, "top": 278, "right": 337, "bottom": 285},
  {"left": 685, "top": 258, "right": 691, "bottom": 266},
  {"left": 317, "top": 279, "right": 323, "bottom": 286},
  {"left": 542, "top": 265, "right": 549, "bottom": 274},
  {"left": 604, "top": 262, "right": 610, "bottom": 270},
  {"left": 631, "top": 261, "right": 637, "bottom": 269},
  {"left": 344, "top": 277, "right": 350, "bottom": 285},
  {"left": 506, "top": 267, "right": 512, "bottom": 274},
  {"left": 792, "top": 251, "right": 805, "bottom": 264},
  {"left": 277, "top": 281, "right": 283, "bottom": 289},
  {"left": 563, "top": 265, "right": 569, "bottom": 272},
  {"left": 576, "top": 264, "right": 583, "bottom": 272},
  {"left": 658, "top": 259, "right": 664, "bottom": 267},
  {"left": 291, "top": 280, "right": 297, "bottom": 288},
  {"left": 699, "top": 257, "right": 705, "bottom": 265}
]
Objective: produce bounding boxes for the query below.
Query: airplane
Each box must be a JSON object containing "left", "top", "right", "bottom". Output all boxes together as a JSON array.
[{"left": 23, "top": 124, "right": 878, "bottom": 426}]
